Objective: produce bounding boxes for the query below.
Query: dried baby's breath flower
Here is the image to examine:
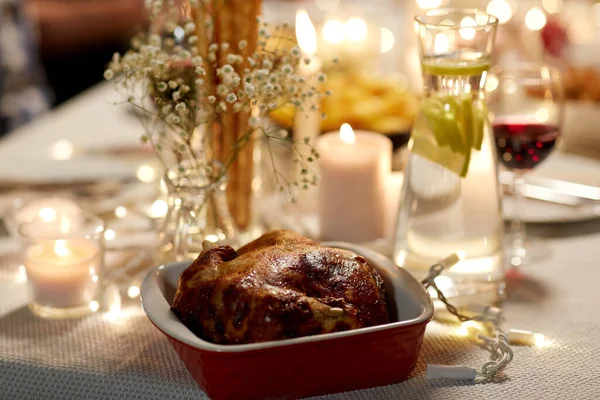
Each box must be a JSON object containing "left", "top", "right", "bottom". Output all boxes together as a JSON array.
[
  {"left": 105, "top": 2, "right": 330, "bottom": 198},
  {"left": 226, "top": 93, "right": 237, "bottom": 103},
  {"left": 103, "top": 69, "right": 114, "bottom": 80}
]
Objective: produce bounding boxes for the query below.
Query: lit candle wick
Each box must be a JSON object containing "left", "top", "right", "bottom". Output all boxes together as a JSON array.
[
  {"left": 54, "top": 240, "right": 71, "bottom": 258},
  {"left": 339, "top": 123, "right": 356, "bottom": 145}
]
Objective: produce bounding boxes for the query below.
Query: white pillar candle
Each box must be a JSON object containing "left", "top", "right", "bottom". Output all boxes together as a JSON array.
[
  {"left": 25, "top": 239, "right": 102, "bottom": 308},
  {"left": 317, "top": 124, "right": 392, "bottom": 243}
]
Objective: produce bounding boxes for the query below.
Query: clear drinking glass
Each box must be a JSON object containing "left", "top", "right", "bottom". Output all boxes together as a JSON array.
[
  {"left": 393, "top": 9, "right": 504, "bottom": 308},
  {"left": 487, "top": 63, "right": 564, "bottom": 266},
  {"left": 18, "top": 211, "right": 105, "bottom": 319}
]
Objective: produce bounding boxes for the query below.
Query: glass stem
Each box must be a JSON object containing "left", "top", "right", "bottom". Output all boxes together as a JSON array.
[{"left": 511, "top": 173, "right": 526, "bottom": 256}]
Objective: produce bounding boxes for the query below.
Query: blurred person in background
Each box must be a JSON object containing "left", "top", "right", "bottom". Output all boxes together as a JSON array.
[
  {"left": 0, "top": 0, "right": 50, "bottom": 135},
  {"left": 0, "top": 0, "right": 146, "bottom": 136},
  {"left": 27, "top": 0, "right": 147, "bottom": 105}
]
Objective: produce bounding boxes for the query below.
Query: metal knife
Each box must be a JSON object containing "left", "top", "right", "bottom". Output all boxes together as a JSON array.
[{"left": 499, "top": 170, "right": 600, "bottom": 206}]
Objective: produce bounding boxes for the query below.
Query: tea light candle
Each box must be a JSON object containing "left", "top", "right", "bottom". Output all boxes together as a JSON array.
[
  {"left": 25, "top": 239, "right": 102, "bottom": 309},
  {"left": 317, "top": 124, "right": 392, "bottom": 243},
  {"left": 294, "top": 9, "right": 321, "bottom": 145}
]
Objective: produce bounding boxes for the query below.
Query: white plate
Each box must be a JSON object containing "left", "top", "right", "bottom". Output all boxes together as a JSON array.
[
  {"left": 502, "top": 152, "right": 600, "bottom": 223},
  {"left": 0, "top": 156, "right": 136, "bottom": 186}
]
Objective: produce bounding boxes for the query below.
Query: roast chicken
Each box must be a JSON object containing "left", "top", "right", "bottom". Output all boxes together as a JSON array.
[{"left": 171, "top": 230, "right": 390, "bottom": 344}]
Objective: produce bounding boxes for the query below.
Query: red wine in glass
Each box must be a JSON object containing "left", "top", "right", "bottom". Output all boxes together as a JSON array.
[{"left": 493, "top": 118, "right": 560, "bottom": 170}]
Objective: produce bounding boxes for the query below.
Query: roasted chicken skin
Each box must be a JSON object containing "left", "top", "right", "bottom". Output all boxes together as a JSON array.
[{"left": 171, "top": 230, "right": 389, "bottom": 344}]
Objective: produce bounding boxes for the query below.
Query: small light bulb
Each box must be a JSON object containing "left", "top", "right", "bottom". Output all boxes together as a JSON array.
[
  {"left": 525, "top": 7, "right": 547, "bottom": 31},
  {"left": 89, "top": 301, "right": 99, "bottom": 312},
  {"left": 127, "top": 286, "right": 141, "bottom": 299}
]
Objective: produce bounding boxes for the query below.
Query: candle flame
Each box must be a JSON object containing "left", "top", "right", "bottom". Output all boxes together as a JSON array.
[
  {"left": 54, "top": 240, "right": 71, "bottom": 258},
  {"left": 39, "top": 207, "right": 57, "bottom": 222},
  {"left": 340, "top": 123, "right": 356, "bottom": 145},
  {"left": 296, "top": 10, "right": 318, "bottom": 55}
]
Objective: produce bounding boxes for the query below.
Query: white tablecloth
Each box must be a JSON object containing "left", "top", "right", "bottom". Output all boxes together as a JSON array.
[
  {"left": 2, "top": 224, "right": 600, "bottom": 400},
  {"left": 1, "top": 81, "right": 600, "bottom": 399}
]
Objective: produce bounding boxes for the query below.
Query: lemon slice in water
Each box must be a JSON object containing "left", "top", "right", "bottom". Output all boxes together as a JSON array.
[{"left": 412, "top": 59, "right": 490, "bottom": 177}]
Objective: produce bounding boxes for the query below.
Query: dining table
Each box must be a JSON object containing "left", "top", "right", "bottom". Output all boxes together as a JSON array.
[{"left": 1, "top": 78, "right": 600, "bottom": 400}]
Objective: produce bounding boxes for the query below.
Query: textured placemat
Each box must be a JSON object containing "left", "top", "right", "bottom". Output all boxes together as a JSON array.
[{"left": 2, "top": 232, "right": 600, "bottom": 400}]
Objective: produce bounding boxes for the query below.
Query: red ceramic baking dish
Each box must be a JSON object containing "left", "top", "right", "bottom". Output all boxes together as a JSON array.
[{"left": 141, "top": 242, "right": 434, "bottom": 400}]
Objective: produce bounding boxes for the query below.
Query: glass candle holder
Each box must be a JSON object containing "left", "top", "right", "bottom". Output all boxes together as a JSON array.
[{"left": 17, "top": 211, "right": 105, "bottom": 319}]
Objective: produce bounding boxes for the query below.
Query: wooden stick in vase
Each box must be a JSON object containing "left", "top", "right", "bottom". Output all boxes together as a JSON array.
[{"left": 209, "top": 0, "right": 260, "bottom": 231}]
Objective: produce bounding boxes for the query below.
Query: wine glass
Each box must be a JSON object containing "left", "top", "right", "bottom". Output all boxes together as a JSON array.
[{"left": 487, "top": 63, "right": 564, "bottom": 267}]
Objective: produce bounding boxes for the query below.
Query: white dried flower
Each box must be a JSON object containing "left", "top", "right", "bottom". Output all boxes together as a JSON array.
[
  {"left": 222, "top": 64, "right": 234, "bottom": 74},
  {"left": 161, "top": 104, "right": 172, "bottom": 114},
  {"left": 180, "top": 48, "right": 192, "bottom": 58},
  {"left": 233, "top": 102, "right": 243, "bottom": 112},
  {"left": 148, "top": 34, "right": 161, "bottom": 47},
  {"left": 227, "top": 54, "right": 237, "bottom": 64},
  {"left": 180, "top": 84, "right": 190, "bottom": 93},
  {"left": 217, "top": 84, "right": 228, "bottom": 96},
  {"left": 208, "top": 52, "right": 216, "bottom": 62},
  {"left": 167, "top": 113, "right": 181, "bottom": 124},
  {"left": 175, "top": 102, "right": 187, "bottom": 112},
  {"left": 208, "top": 95, "right": 216, "bottom": 104},
  {"left": 281, "top": 64, "right": 293, "bottom": 75},
  {"left": 188, "top": 35, "right": 198, "bottom": 45},
  {"left": 244, "top": 83, "right": 255, "bottom": 97},
  {"left": 231, "top": 76, "right": 241, "bottom": 87},
  {"left": 238, "top": 40, "right": 247, "bottom": 50},
  {"left": 248, "top": 116, "right": 259, "bottom": 127},
  {"left": 196, "top": 67, "right": 206, "bottom": 75},
  {"left": 218, "top": 101, "right": 227, "bottom": 112},
  {"left": 221, "top": 42, "right": 230, "bottom": 51},
  {"left": 226, "top": 93, "right": 237, "bottom": 103},
  {"left": 262, "top": 60, "right": 273, "bottom": 70},
  {"left": 168, "top": 80, "right": 178, "bottom": 89},
  {"left": 208, "top": 43, "right": 218, "bottom": 52},
  {"left": 192, "top": 56, "right": 203, "bottom": 66},
  {"left": 184, "top": 22, "right": 196, "bottom": 33},
  {"left": 157, "top": 82, "right": 168, "bottom": 92},
  {"left": 172, "top": 91, "right": 181, "bottom": 101},
  {"left": 165, "top": 20, "right": 177, "bottom": 33},
  {"left": 103, "top": 69, "right": 114, "bottom": 80},
  {"left": 256, "top": 69, "right": 269, "bottom": 79},
  {"left": 195, "top": 78, "right": 205, "bottom": 86}
]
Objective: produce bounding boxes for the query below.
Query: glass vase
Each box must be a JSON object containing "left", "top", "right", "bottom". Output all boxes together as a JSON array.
[
  {"left": 158, "top": 162, "right": 238, "bottom": 262},
  {"left": 393, "top": 9, "right": 504, "bottom": 309}
]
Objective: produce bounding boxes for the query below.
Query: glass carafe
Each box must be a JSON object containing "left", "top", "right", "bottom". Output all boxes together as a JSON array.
[{"left": 393, "top": 9, "right": 504, "bottom": 308}]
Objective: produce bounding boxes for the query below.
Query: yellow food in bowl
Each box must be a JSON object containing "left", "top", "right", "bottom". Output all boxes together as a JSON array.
[{"left": 270, "top": 70, "right": 420, "bottom": 134}]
